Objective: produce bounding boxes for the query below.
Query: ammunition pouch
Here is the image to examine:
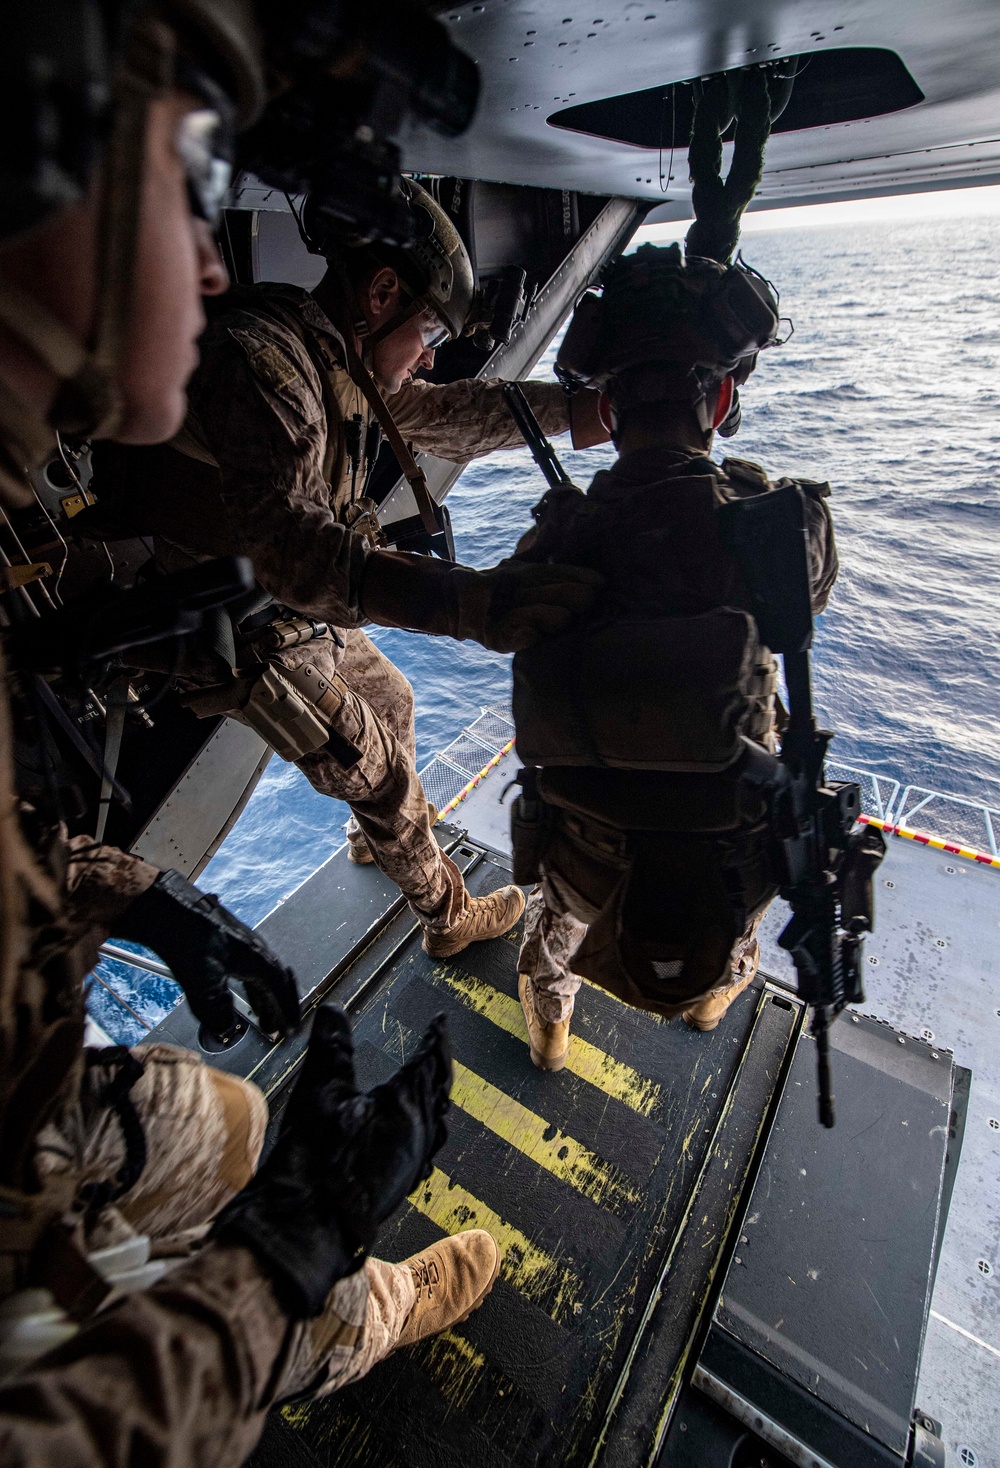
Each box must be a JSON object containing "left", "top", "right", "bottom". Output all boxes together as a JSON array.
[
  {"left": 512, "top": 608, "right": 760, "bottom": 772},
  {"left": 244, "top": 616, "right": 331, "bottom": 656}
]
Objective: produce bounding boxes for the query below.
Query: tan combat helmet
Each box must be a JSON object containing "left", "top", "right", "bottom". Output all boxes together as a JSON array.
[
  {"left": 2, "top": 0, "right": 264, "bottom": 246},
  {"left": 311, "top": 179, "right": 476, "bottom": 347},
  {"left": 396, "top": 181, "right": 476, "bottom": 342}
]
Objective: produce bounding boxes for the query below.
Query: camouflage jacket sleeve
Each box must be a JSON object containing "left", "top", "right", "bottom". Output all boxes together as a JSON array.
[
  {"left": 386, "top": 378, "right": 570, "bottom": 465},
  {"left": 0, "top": 1244, "right": 289, "bottom": 1468},
  {"left": 185, "top": 320, "right": 373, "bottom": 627},
  {"left": 60, "top": 836, "right": 159, "bottom": 978},
  {"left": 63, "top": 837, "right": 159, "bottom": 928}
]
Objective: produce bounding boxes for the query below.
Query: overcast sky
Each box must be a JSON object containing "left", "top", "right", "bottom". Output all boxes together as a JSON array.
[{"left": 634, "top": 182, "right": 1000, "bottom": 243}]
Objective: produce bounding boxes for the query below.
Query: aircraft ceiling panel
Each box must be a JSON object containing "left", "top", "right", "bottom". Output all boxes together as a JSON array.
[{"left": 399, "top": 0, "right": 1000, "bottom": 211}]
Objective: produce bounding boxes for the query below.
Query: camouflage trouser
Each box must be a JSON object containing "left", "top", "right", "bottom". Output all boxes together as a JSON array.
[
  {"left": 276, "top": 1255, "right": 415, "bottom": 1402},
  {"left": 33, "top": 1043, "right": 270, "bottom": 1255},
  {"left": 281, "top": 630, "right": 465, "bottom": 931},
  {"left": 518, "top": 888, "right": 766, "bottom": 1024},
  {"left": 33, "top": 1043, "right": 414, "bottom": 1401}
]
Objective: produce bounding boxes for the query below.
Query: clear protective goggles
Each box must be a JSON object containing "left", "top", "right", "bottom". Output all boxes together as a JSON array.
[
  {"left": 416, "top": 311, "right": 451, "bottom": 351},
  {"left": 176, "top": 107, "right": 234, "bottom": 229}
]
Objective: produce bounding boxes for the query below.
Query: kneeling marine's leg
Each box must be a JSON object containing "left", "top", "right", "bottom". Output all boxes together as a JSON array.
[
  {"left": 275, "top": 1231, "right": 501, "bottom": 1401},
  {"left": 35, "top": 1044, "right": 268, "bottom": 1252}
]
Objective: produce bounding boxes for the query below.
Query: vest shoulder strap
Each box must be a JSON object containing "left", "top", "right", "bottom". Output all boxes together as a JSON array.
[
  {"left": 720, "top": 456, "right": 771, "bottom": 492},
  {"left": 777, "top": 474, "right": 832, "bottom": 501}
]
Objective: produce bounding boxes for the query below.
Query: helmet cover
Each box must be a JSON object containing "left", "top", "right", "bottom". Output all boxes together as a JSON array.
[
  {"left": 556, "top": 242, "right": 782, "bottom": 406},
  {"left": 398, "top": 181, "right": 475, "bottom": 339}
]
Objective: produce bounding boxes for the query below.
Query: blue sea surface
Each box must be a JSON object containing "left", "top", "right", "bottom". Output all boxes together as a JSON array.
[{"left": 89, "top": 214, "right": 1000, "bottom": 1039}]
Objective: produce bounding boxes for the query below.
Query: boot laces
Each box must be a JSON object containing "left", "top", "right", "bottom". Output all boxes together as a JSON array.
[
  {"left": 409, "top": 1255, "right": 441, "bottom": 1301},
  {"left": 466, "top": 888, "right": 511, "bottom": 934}
]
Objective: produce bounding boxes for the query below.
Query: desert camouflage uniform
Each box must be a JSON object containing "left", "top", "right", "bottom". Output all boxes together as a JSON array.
[
  {"left": 520, "top": 887, "right": 767, "bottom": 1024},
  {"left": 0, "top": 1240, "right": 404, "bottom": 1468},
  {"left": 0, "top": 397, "right": 403, "bottom": 1467},
  {"left": 515, "top": 447, "right": 838, "bottom": 1020},
  {"left": 95, "top": 284, "right": 573, "bottom": 931}
]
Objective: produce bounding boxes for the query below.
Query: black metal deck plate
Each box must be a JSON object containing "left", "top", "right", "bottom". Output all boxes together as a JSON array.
[
  {"left": 248, "top": 851, "right": 799, "bottom": 1468},
  {"left": 695, "top": 1013, "right": 955, "bottom": 1466}
]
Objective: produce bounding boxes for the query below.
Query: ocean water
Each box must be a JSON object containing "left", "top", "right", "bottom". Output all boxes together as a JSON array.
[{"left": 89, "top": 214, "right": 1000, "bottom": 1039}]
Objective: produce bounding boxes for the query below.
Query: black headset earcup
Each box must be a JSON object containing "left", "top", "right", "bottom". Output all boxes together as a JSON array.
[{"left": 555, "top": 291, "right": 605, "bottom": 389}]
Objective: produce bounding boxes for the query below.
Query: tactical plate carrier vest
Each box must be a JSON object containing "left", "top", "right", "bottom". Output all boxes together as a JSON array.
[
  {"left": 510, "top": 451, "right": 831, "bottom": 1012},
  {"left": 512, "top": 453, "right": 787, "bottom": 774}
]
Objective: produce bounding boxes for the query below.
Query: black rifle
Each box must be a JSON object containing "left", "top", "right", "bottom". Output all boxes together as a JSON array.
[
  {"left": 719, "top": 486, "right": 885, "bottom": 1127},
  {"left": 5, "top": 557, "right": 256, "bottom": 825},
  {"left": 502, "top": 382, "right": 580, "bottom": 492}
]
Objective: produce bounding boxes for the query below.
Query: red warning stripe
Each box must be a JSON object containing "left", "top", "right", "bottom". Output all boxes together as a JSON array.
[{"left": 859, "top": 814, "right": 1000, "bottom": 870}]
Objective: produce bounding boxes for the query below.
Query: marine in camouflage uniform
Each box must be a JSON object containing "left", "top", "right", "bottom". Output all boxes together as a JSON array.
[
  {"left": 510, "top": 244, "right": 838, "bottom": 1069},
  {"left": 94, "top": 208, "right": 606, "bottom": 952},
  {"left": 0, "top": 5, "right": 494, "bottom": 1463}
]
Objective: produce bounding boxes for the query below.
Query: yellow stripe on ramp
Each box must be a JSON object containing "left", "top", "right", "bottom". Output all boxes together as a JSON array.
[
  {"left": 434, "top": 965, "right": 663, "bottom": 1119},
  {"left": 422, "top": 1330, "right": 487, "bottom": 1414},
  {"left": 450, "top": 1059, "right": 639, "bottom": 1211},
  {"left": 411, "top": 1166, "right": 582, "bottom": 1322}
]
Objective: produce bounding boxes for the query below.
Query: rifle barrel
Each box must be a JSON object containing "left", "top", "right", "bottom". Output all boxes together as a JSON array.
[
  {"left": 815, "top": 1018, "right": 836, "bottom": 1128},
  {"left": 502, "top": 382, "right": 574, "bottom": 491}
]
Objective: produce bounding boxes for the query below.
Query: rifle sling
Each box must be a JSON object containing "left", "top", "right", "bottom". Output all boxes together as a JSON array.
[{"left": 342, "top": 343, "right": 440, "bottom": 538}]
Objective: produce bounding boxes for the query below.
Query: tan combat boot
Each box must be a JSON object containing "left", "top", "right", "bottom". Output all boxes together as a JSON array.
[
  {"left": 682, "top": 940, "right": 760, "bottom": 1032},
  {"left": 422, "top": 884, "right": 525, "bottom": 959},
  {"left": 393, "top": 1230, "right": 502, "bottom": 1350},
  {"left": 518, "top": 972, "right": 571, "bottom": 1071},
  {"left": 346, "top": 826, "right": 375, "bottom": 864},
  {"left": 348, "top": 803, "right": 439, "bottom": 865}
]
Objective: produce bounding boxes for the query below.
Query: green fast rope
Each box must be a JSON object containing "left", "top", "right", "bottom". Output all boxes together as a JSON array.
[{"left": 685, "top": 66, "right": 774, "bottom": 265}]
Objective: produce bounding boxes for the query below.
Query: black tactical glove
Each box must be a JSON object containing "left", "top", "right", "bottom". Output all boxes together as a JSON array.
[
  {"left": 462, "top": 558, "right": 603, "bottom": 652},
  {"left": 111, "top": 869, "right": 300, "bottom": 1039},
  {"left": 212, "top": 1003, "right": 451, "bottom": 1317},
  {"left": 361, "top": 549, "right": 603, "bottom": 654}
]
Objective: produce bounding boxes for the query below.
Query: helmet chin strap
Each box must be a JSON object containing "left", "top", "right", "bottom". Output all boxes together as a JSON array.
[
  {"left": 0, "top": 16, "right": 176, "bottom": 456},
  {"left": 320, "top": 251, "right": 440, "bottom": 379}
]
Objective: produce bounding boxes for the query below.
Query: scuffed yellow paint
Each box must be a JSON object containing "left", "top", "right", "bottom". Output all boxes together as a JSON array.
[
  {"left": 450, "top": 1058, "right": 639, "bottom": 1210},
  {"left": 411, "top": 1166, "right": 582, "bottom": 1321},
  {"left": 280, "top": 1401, "right": 312, "bottom": 1430},
  {"left": 434, "top": 965, "right": 663, "bottom": 1118},
  {"left": 423, "top": 1329, "right": 487, "bottom": 1414}
]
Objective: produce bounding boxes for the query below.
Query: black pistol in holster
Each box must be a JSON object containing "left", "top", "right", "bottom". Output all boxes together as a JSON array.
[
  {"left": 510, "top": 765, "right": 554, "bottom": 886},
  {"left": 719, "top": 485, "right": 886, "bottom": 1128}
]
